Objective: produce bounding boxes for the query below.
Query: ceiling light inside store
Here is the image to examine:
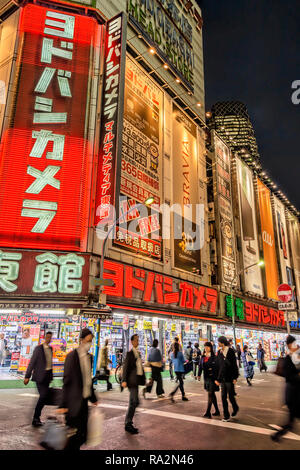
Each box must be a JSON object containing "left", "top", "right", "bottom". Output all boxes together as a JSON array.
[
  {"left": 163, "top": 64, "right": 168, "bottom": 69},
  {"left": 31, "top": 309, "right": 66, "bottom": 315},
  {"left": 176, "top": 78, "right": 180, "bottom": 83},
  {"left": 149, "top": 48, "right": 155, "bottom": 54}
]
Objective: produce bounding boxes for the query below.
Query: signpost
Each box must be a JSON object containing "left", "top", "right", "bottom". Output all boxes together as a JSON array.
[{"left": 277, "top": 284, "right": 294, "bottom": 334}]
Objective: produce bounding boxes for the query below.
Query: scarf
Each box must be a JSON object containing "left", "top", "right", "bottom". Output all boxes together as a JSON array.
[{"left": 132, "top": 347, "right": 143, "bottom": 376}]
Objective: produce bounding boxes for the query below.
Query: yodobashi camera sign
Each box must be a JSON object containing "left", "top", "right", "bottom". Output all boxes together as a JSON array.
[{"left": 127, "top": 0, "right": 203, "bottom": 91}]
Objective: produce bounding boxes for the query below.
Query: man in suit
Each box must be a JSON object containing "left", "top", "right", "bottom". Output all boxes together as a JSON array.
[
  {"left": 24, "top": 331, "right": 53, "bottom": 427},
  {"left": 121, "top": 334, "right": 145, "bottom": 434},
  {"left": 58, "top": 328, "right": 98, "bottom": 450}
]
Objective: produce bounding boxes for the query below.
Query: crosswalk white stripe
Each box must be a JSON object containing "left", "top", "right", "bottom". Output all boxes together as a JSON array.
[{"left": 98, "top": 403, "right": 300, "bottom": 442}]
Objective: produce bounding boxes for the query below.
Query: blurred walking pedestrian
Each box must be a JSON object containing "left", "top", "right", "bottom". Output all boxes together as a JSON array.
[
  {"left": 167, "top": 343, "right": 174, "bottom": 380},
  {"left": 192, "top": 343, "right": 201, "bottom": 380},
  {"left": 236, "top": 344, "right": 242, "bottom": 368},
  {"left": 169, "top": 342, "right": 189, "bottom": 402},
  {"left": 57, "top": 328, "right": 98, "bottom": 450},
  {"left": 24, "top": 331, "right": 53, "bottom": 427},
  {"left": 271, "top": 335, "right": 300, "bottom": 442},
  {"left": 121, "top": 334, "right": 146, "bottom": 434},
  {"left": 257, "top": 343, "right": 267, "bottom": 372},
  {"left": 241, "top": 345, "right": 255, "bottom": 386},
  {"left": 143, "top": 339, "right": 165, "bottom": 398},
  {"left": 199, "top": 342, "right": 220, "bottom": 418},
  {"left": 215, "top": 336, "right": 239, "bottom": 422},
  {"left": 97, "top": 338, "right": 113, "bottom": 391},
  {"left": 0, "top": 333, "right": 6, "bottom": 367},
  {"left": 184, "top": 341, "right": 193, "bottom": 362}
]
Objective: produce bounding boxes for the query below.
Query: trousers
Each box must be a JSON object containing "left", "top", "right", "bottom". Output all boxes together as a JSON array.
[
  {"left": 221, "top": 381, "right": 238, "bottom": 419},
  {"left": 145, "top": 366, "right": 164, "bottom": 396},
  {"left": 33, "top": 370, "right": 52, "bottom": 420},
  {"left": 65, "top": 398, "right": 89, "bottom": 450},
  {"left": 125, "top": 387, "right": 139, "bottom": 426},
  {"left": 171, "top": 372, "right": 185, "bottom": 397}
]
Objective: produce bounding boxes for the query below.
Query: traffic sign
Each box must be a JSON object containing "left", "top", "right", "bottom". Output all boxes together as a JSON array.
[
  {"left": 277, "top": 284, "right": 293, "bottom": 302},
  {"left": 278, "top": 302, "right": 296, "bottom": 310}
]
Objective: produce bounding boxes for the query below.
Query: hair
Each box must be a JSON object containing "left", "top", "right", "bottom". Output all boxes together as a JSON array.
[
  {"left": 105, "top": 338, "right": 109, "bottom": 346},
  {"left": 45, "top": 331, "right": 53, "bottom": 336},
  {"left": 174, "top": 337, "right": 179, "bottom": 343},
  {"left": 152, "top": 339, "right": 158, "bottom": 348},
  {"left": 174, "top": 341, "right": 180, "bottom": 358},
  {"left": 80, "top": 328, "right": 93, "bottom": 340},
  {"left": 287, "top": 335, "right": 296, "bottom": 345},
  {"left": 131, "top": 334, "right": 138, "bottom": 342},
  {"left": 188, "top": 341, "right": 192, "bottom": 346},
  {"left": 194, "top": 343, "right": 199, "bottom": 348},
  {"left": 204, "top": 341, "right": 214, "bottom": 356},
  {"left": 243, "top": 345, "right": 248, "bottom": 351},
  {"left": 218, "top": 336, "right": 229, "bottom": 346}
]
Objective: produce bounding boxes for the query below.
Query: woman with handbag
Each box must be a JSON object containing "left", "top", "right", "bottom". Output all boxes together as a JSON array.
[
  {"left": 199, "top": 342, "right": 220, "bottom": 418},
  {"left": 241, "top": 345, "right": 255, "bottom": 386},
  {"left": 169, "top": 342, "right": 189, "bottom": 402},
  {"left": 142, "top": 339, "right": 165, "bottom": 398}
]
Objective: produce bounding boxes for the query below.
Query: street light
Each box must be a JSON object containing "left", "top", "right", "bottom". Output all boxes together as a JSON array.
[
  {"left": 230, "top": 260, "right": 264, "bottom": 348},
  {"left": 92, "top": 197, "right": 154, "bottom": 375}
]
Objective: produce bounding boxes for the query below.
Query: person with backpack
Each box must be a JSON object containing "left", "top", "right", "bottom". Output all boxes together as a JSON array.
[
  {"left": 169, "top": 342, "right": 189, "bottom": 402},
  {"left": 184, "top": 341, "right": 193, "bottom": 362},
  {"left": 143, "top": 339, "right": 165, "bottom": 398},
  {"left": 199, "top": 342, "right": 220, "bottom": 418}
]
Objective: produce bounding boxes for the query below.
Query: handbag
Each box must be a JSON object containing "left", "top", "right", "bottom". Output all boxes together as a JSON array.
[
  {"left": 274, "top": 357, "right": 286, "bottom": 377},
  {"left": 86, "top": 406, "right": 104, "bottom": 447},
  {"left": 184, "top": 361, "right": 193, "bottom": 375},
  {"left": 39, "top": 417, "right": 69, "bottom": 450},
  {"left": 45, "top": 387, "right": 63, "bottom": 406}
]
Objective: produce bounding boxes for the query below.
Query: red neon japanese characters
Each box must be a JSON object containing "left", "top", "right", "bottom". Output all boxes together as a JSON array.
[
  {"left": 0, "top": 4, "right": 101, "bottom": 251},
  {"left": 244, "top": 301, "right": 285, "bottom": 327},
  {"left": 103, "top": 260, "right": 218, "bottom": 315}
]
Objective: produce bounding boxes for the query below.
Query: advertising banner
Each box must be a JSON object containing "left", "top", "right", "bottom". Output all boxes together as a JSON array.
[
  {"left": 257, "top": 179, "right": 279, "bottom": 300},
  {"left": 0, "top": 4, "right": 101, "bottom": 251},
  {"left": 286, "top": 212, "right": 300, "bottom": 309},
  {"left": 0, "top": 249, "right": 89, "bottom": 297},
  {"left": 18, "top": 324, "right": 40, "bottom": 373},
  {"left": 172, "top": 104, "right": 200, "bottom": 273},
  {"left": 236, "top": 158, "right": 263, "bottom": 295},
  {"left": 213, "top": 133, "right": 237, "bottom": 285},
  {"left": 113, "top": 56, "right": 163, "bottom": 260},
  {"left": 94, "top": 13, "right": 127, "bottom": 225},
  {"left": 273, "top": 196, "right": 292, "bottom": 285}
]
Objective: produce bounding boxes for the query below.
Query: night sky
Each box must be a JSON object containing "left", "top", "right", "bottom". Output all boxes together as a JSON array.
[{"left": 198, "top": 0, "right": 300, "bottom": 209}]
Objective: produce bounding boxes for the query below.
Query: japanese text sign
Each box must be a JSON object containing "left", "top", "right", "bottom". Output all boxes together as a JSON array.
[
  {"left": 225, "top": 295, "right": 285, "bottom": 328},
  {"left": 103, "top": 260, "right": 218, "bottom": 316},
  {"left": 0, "top": 4, "right": 101, "bottom": 251}
]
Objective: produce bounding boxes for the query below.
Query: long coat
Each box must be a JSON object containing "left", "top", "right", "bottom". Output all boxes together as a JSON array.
[
  {"left": 283, "top": 354, "right": 300, "bottom": 418},
  {"left": 60, "top": 349, "right": 97, "bottom": 418},
  {"left": 25, "top": 344, "right": 53, "bottom": 383}
]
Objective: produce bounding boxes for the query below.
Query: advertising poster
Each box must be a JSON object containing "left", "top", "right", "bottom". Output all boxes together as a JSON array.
[
  {"left": 236, "top": 158, "right": 263, "bottom": 295},
  {"left": 257, "top": 179, "right": 279, "bottom": 300},
  {"left": 172, "top": 104, "right": 201, "bottom": 272},
  {"left": 273, "top": 196, "right": 292, "bottom": 284},
  {"left": 113, "top": 56, "right": 163, "bottom": 260},
  {"left": 286, "top": 212, "right": 300, "bottom": 309},
  {"left": 213, "top": 133, "right": 237, "bottom": 285},
  {"left": 51, "top": 338, "right": 67, "bottom": 377},
  {"left": 18, "top": 325, "right": 40, "bottom": 373}
]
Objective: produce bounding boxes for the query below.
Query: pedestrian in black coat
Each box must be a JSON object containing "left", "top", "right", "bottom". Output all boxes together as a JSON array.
[
  {"left": 271, "top": 335, "right": 300, "bottom": 442},
  {"left": 199, "top": 342, "right": 220, "bottom": 418},
  {"left": 58, "top": 328, "right": 98, "bottom": 450},
  {"left": 24, "top": 331, "right": 53, "bottom": 426},
  {"left": 122, "top": 334, "right": 146, "bottom": 434},
  {"left": 215, "top": 336, "right": 239, "bottom": 422}
]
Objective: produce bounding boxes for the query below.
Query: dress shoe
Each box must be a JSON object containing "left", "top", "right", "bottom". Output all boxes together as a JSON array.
[
  {"left": 125, "top": 424, "right": 139, "bottom": 434},
  {"left": 212, "top": 411, "right": 220, "bottom": 416},
  {"left": 32, "top": 419, "right": 43, "bottom": 427},
  {"left": 203, "top": 412, "right": 212, "bottom": 418},
  {"left": 182, "top": 396, "right": 189, "bottom": 401},
  {"left": 232, "top": 406, "right": 239, "bottom": 417}
]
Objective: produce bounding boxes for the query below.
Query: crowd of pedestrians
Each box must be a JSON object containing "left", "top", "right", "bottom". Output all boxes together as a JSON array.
[{"left": 23, "top": 328, "right": 300, "bottom": 449}]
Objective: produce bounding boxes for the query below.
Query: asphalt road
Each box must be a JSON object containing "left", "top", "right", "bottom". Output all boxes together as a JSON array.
[{"left": 0, "top": 367, "right": 299, "bottom": 451}]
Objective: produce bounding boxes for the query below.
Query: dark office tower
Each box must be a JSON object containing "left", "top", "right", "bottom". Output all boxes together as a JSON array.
[{"left": 207, "top": 101, "right": 260, "bottom": 166}]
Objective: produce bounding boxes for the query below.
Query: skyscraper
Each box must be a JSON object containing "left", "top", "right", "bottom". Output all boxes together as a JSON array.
[{"left": 206, "top": 101, "right": 260, "bottom": 166}]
